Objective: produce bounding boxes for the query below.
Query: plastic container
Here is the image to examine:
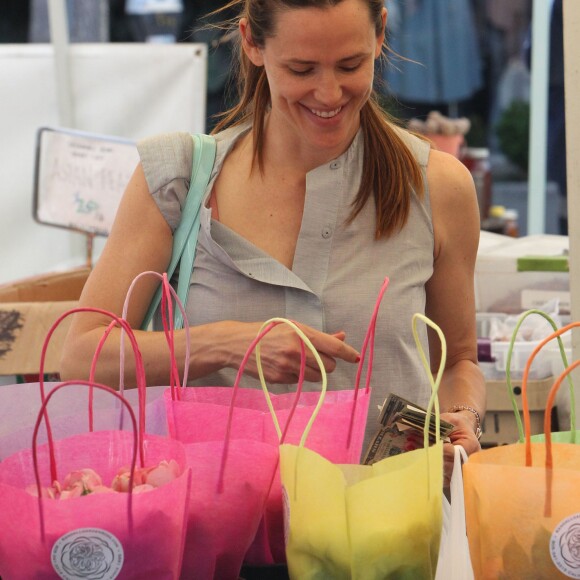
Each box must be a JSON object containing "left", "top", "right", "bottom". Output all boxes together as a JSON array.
[
  {"left": 490, "top": 340, "right": 553, "bottom": 380},
  {"left": 475, "top": 234, "right": 570, "bottom": 313}
]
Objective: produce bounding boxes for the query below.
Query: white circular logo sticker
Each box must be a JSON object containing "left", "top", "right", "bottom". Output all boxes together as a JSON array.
[
  {"left": 51, "top": 528, "right": 124, "bottom": 580},
  {"left": 551, "top": 513, "right": 580, "bottom": 578}
]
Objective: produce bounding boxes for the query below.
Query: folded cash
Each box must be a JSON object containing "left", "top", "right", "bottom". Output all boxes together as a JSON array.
[{"left": 362, "top": 393, "right": 455, "bottom": 465}]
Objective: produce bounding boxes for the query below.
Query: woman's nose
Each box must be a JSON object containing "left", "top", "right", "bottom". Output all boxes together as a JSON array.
[{"left": 314, "top": 71, "right": 342, "bottom": 105}]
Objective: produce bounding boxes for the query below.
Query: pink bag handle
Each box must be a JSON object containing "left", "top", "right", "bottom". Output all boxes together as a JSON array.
[
  {"left": 119, "top": 271, "right": 191, "bottom": 403},
  {"left": 217, "top": 318, "right": 320, "bottom": 490},
  {"left": 38, "top": 307, "right": 147, "bottom": 450},
  {"left": 31, "top": 381, "right": 140, "bottom": 540},
  {"left": 138, "top": 274, "right": 311, "bottom": 491},
  {"left": 354, "top": 277, "right": 390, "bottom": 395},
  {"left": 136, "top": 271, "right": 308, "bottom": 440},
  {"left": 88, "top": 271, "right": 190, "bottom": 437}
]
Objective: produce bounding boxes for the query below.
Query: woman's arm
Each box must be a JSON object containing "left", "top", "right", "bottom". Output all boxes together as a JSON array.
[
  {"left": 425, "top": 148, "right": 486, "bottom": 478},
  {"left": 60, "top": 164, "right": 359, "bottom": 387}
]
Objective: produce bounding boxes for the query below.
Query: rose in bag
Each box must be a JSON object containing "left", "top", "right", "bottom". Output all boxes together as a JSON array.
[
  {"left": 0, "top": 381, "right": 192, "bottom": 580},
  {"left": 0, "top": 303, "right": 192, "bottom": 579}
]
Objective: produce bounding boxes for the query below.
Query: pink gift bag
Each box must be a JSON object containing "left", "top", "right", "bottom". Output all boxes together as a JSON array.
[
  {"left": 123, "top": 272, "right": 285, "bottom": 579},
  {"left": 0, "top": 302, "right": 192, "bottom": 579},
  {"left": 0, "top": 382, "right": 192, "bottom": 580},
  {"left": 162, "top": 278, "right": 388, "bottom": 565},
  {"left": 161, "top": 318, "right": 314, "bottom": 574}
]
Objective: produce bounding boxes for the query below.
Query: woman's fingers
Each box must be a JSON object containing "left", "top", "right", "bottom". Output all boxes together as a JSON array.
[
  {"left": 243, "top": 322, "right": 360, "bottom": 383},
  {"left": 312, "top": 330, "right": 360, "bottom": 364}
]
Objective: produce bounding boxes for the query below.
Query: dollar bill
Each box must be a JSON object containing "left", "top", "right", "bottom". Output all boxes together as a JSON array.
[{"left": 362, "top": 393, "right": 455, "bottom": 465}]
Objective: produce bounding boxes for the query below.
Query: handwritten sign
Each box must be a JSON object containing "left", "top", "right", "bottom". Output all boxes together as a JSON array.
[{"left": 33, "top": 127, "right": 140, "bottom": 236}]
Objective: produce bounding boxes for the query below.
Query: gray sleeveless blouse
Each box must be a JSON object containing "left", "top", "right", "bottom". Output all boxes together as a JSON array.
[{"left": 137, "top": 123, "right": 434, "bottom": 452}]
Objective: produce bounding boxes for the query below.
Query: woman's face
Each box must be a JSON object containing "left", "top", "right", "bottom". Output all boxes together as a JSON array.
[{"left": 242, "top": 0, "right": 385, "bottom": 159}]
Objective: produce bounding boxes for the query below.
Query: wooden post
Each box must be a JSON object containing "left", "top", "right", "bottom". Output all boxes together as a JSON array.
[{"left": 564, "top": 0, "right": 580, "bottom": 426}]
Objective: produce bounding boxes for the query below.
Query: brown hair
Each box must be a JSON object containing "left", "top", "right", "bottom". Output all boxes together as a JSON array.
[{"left": 211, "top": 0, "right": 424, "bottom": 239}]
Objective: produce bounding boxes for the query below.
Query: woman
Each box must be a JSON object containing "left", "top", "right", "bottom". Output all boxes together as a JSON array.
[{"left": 61, "top": 0, "right": 485, "bottom": 475}]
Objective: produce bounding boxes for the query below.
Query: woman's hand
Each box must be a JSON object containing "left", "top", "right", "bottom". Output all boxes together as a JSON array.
[
  {"left": 230, "top": 322, "right": 361, "bottom": 384},
  {"left": 441, "top": 410, "right": 481, "bottom": 488}
]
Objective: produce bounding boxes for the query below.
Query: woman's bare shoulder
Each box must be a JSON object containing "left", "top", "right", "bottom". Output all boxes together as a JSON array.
[{"left": 426, "top": 148, "right": 480, "bottom": 258}]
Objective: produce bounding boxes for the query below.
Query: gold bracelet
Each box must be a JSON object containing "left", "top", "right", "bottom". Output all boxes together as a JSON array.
[{"left": 449, "top": 404, "right": 482, "bottom": 440}]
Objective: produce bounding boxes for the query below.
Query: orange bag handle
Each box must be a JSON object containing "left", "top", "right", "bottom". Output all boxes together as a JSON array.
[
  {"left": 505, "top": 309, "right": 574, "bottom": 442},
  {"left": 521, "top": 321, "right": 580, "bottom": 467},
  {"left": 543, "top": 360, "right": 580, "bottom": 515}
]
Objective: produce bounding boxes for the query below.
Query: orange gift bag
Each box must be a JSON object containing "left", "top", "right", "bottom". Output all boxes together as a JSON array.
[{"left": 464, "top": 321, "right": 580, "bottom": 579}]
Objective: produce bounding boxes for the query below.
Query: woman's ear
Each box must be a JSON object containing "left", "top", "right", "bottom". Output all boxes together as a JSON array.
[
  {"left": 240, "top": 18, "right": 264, "bottom": 66},
  {"left": 375, "top": 7, "right": 387, "bottom": 58}
]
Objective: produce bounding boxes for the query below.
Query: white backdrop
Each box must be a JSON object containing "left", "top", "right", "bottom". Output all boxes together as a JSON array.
[{"left": 0, "top": 43, "right": 207, "bottom": 284}]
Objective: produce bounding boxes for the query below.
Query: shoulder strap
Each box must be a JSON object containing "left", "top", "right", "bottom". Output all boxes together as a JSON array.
[{"left": 141, "top": 133, "right": 217, "bottom": 330}]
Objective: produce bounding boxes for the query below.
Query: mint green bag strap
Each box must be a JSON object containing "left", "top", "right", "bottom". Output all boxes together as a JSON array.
[{"left": 141, "top": 133, "right": 217, "bottom": 330}]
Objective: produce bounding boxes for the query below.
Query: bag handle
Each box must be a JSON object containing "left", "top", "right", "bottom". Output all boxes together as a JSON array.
[
  {"left": 284, "top": 311, "right": 447, "bottom": 502},
  {"left": 38, "top": 307, "right": 147, "bottom": 454},
  {"left": 91, "top": 272, "right": 186, "bottom": 438},
  {"left": 32, "top": 381, "right": 140, "bottom": 541},
  {"left": 521, "top": 321, "right": 580, "bottom": 466},
  {"left": 291, "top": 311, "right": 447, "bottom": 451},
  {"left": 141, "top": 133, "right": 217, "bottom": 330},
  {"left": 411, "top": 313, "right": 447, "bottom": 450},
  {"left": 354, "top": 276, "right": 390, "bottom": 395},
  {"left": 216, "top": 318, "right": 325, "bottom": 491},
  {"left": 543, "top": 360, "right": 580, "bottom": 516},
  {"left": 505, "top": 309, "right": 574, "bottom": 442},
  {"left": 121, "top": 271, "right": 191, "bottom": 404}
]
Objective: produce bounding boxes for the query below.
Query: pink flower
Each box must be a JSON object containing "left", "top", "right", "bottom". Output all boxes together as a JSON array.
[
  {"left": 111, "top": 465, "right": 146, "bottom": 492},
  {"left": 90, "top": 485, "right": 117, "bottom": 495},
  {"left": 143, "top": 460, "right": 180, "bottom": 488},
  {"left": 25, "top": 459, "right": 181, "bottom": 499},
  {"left": 132, "top": 484, "right": 156, "bottom": 494},
  {"left": 25, "top": 483, "right": 57, "bottom": 499},
  {"left": 62, "top": 468, "right": 103, "bottom": 496},
  {"left": 59, "top": 486, "right": 85, "bottom": 500}
]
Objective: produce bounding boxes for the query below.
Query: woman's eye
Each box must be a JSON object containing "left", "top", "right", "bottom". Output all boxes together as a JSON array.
[
  {"left": 289, "top": 68, "right": 313, "bottom": 76},
  {"left": 340, "top": 63, "right": 361, "bottom": 73}
]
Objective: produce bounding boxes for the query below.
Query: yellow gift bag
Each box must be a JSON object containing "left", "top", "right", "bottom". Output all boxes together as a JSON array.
[
  {"left": 464, "top": 321, "right": 580, "bottom": 579},
  {"left": 279, "top": 314, "right": 446, "bottom": 579}
]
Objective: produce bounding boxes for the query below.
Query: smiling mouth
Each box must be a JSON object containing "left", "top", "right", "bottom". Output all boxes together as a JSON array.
[{"left": 309, "top": 106, "right": 343, "bottom": 119}]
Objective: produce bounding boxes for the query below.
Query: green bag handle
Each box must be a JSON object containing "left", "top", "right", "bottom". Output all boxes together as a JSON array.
[
  {"left": 505, "top": 309, "right": 575, "bottom": 443},
  {"left": 141, "top": 133, "right": 217, "bottom": 330}
]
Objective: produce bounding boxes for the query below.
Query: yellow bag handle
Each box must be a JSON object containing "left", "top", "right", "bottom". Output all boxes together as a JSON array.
[
  {"left": 411, "top": 313, "right": 447, "bottom": 449},
  {"left": 254, "top": 317, "right": 328, "bottom": 446}
]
